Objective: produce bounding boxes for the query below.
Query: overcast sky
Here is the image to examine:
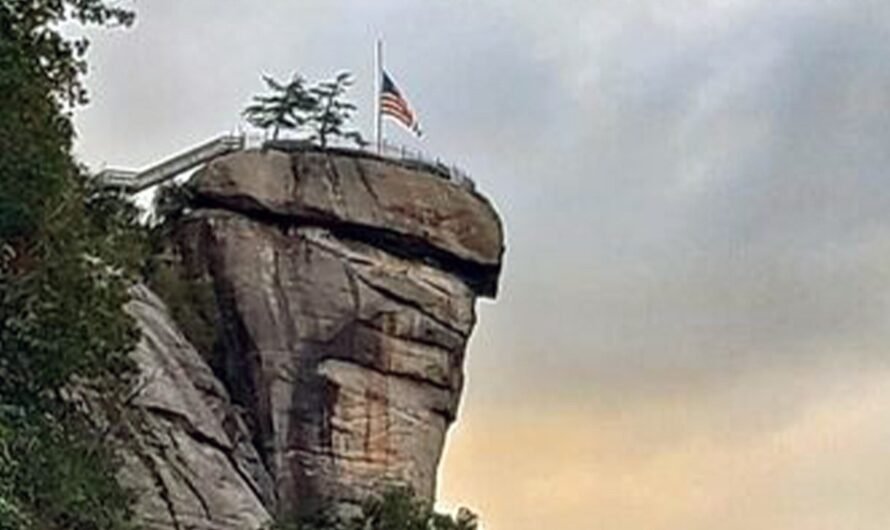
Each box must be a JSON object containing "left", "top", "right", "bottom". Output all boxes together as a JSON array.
[{"left": 75, "top": 1, "right": 890, "bottom": 528}]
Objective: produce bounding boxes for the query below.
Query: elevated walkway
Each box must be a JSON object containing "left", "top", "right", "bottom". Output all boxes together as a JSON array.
[
  {"left": 96, "top": 134, "right": 475, "bottom": 193},
  {"left": 96, "top": 134, "right": 244, "bottom": 193}
]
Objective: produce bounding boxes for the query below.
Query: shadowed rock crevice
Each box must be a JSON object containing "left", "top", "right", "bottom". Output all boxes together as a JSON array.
[
  {"left": 189, "top": 193, "right": 501, "bottom": 297},
  {"left": 191, "top": 148, "right": 503, "bottom": 295}
]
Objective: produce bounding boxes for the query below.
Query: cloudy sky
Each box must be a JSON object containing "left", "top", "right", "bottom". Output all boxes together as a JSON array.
[{"left": 75, "top": 1, "right": 890, "bottom": 528}]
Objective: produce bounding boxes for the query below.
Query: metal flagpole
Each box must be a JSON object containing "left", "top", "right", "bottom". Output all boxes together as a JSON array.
[{"left": 375, "top": 39, "right": 383, "bottom": 154}]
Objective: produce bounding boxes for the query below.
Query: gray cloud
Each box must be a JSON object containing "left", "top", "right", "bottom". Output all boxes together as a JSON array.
[{"left": 452, "top": 1, "right": 890, "bottom": 399}]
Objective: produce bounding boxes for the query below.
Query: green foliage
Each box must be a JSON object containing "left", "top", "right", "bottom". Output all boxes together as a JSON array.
[
  {"left": 244, "top": 74, "right": 316, "bottom": 141},
  {"left": 0, "top": 1, "right": 141, "bottom": 529},
  {"left": 307, "top": 72, "right": 365, "bottom": 148},
  {"left": 149, "top": 178, "right": 196, "bottom": 228},
  {"left": 0, "top": 496, "right": 29, "bottom": 530},
  {"left": 147, "top": 257, "right": 220, "bottom": 357},
  {"left": 274, "top": 487, "right": 478, "bottom": 530},
  {"left": 0, "top": 0, "right": 133, "bottom": 108},
  {"left": 0, "top": 408, "right": 134, "bottom": 530},
  {"left": 144, "top": 181, "right": 222, "bottom": 362},
  {"left": 243, "top": 71, "right": 366, "bottom": 147}
]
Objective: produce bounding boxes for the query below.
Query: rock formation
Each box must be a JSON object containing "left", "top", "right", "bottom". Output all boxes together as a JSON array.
[
  {"left": 122, "top": 146, "right": 504, "bottom": 528},
  {"left": 119, "top": 286, "right": 272, "bottom": 530}
]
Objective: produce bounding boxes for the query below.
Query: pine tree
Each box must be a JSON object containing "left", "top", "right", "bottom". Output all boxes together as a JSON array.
[
  {"left": 243, "top": 74, "right": 315, "bottom": 141},
  {"left": 307, "top": 72, "right": 366, "bottom": 148},
  {"left": 243, "top": 71, "right": 366, "bottom": 148}
]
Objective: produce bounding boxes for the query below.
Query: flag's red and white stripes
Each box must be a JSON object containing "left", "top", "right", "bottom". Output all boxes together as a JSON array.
[
  {"left": 380, "top": 70, "right": 422, "bottom": 136},
  {"left": 381, "top": 94, "right": 417, "bottom": 130}
]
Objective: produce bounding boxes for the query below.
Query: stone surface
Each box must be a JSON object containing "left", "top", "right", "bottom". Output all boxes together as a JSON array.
[
  {"left": 127, "top": 147, "right": 504, "bottom": 521},
  {"left": 119, "top": 285, "right": 272, "bottom": 530},
  {"left": 191, "top": 148, "right": 504, "bottom": 296}
]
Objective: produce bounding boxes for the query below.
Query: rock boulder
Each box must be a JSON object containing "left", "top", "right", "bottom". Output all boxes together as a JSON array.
[{"left": 131, "top": 146, "right": 504, "bottom": 521}]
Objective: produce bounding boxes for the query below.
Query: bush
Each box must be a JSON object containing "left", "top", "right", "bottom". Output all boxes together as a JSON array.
[{"left": 274, "top": 487, "right": 478, "bottom": 530}]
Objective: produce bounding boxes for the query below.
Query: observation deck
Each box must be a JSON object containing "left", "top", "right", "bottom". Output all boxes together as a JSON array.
[{"left": 96, "top": 135, "right": 475, "bottom": 193}]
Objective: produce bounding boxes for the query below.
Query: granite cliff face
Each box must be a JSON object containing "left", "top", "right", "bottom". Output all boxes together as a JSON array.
[
  {"left": 119, "top": 286, "right": 272, "bottom": 530},
  {"left": 122, "top": 147, "right": 503, "bottom": 528}
]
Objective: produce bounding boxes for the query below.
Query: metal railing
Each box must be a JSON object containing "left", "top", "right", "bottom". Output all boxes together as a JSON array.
[
  {"left": 262, "top": 137, "right": 476, "bottom": 191},
  {"left": 96, "top": 134, "right": 244, "bottom": 193},
  {"left": 370, "top": 139, "right": 475, "bottom": 191},
  {"left": 95, "top": 133, "right": 475, "bottom": 194}
]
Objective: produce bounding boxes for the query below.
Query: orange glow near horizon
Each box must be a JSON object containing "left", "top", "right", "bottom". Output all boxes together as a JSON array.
[{"left": 438, "top": 364, "right": 890, "bottom": 530}]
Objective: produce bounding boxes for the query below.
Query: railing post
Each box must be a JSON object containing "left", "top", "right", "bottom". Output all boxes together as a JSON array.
[{"left": 367, "top": 140, "right": 476, "bottom": 190}]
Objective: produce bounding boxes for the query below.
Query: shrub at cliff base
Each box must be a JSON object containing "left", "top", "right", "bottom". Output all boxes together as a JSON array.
[
  {"left": 275, "top": 487, "right": 478, "bottom": 530},
  {"left": 0, "top": 2, "right": 145, "bottom": 529}
]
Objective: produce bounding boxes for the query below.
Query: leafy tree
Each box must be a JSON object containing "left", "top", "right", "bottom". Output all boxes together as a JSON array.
[
  {"left": 144, "top": 181, "right": 224, "bottom": 365},
  {"left": 274, "top": 487, "right": 478, "bottom": 530},
  {"left": 243, "top": 71, "right": 365, "bottom": 147},
  {"left": 0, "top": 2, "right": 143, "bottom": 529},
  {"left": 349, "top": 487, "right": 477, "bottom": 530},
  {"left": 150, "top": 179, "right": 196, "bottom": 227}
]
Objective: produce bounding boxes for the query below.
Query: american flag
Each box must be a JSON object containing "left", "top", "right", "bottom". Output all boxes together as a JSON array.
[{"left": 380, "top": 70, "right": 422, "bottom": 137}]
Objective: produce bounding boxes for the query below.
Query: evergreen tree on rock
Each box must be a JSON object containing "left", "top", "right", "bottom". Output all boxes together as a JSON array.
[{"left": 243, "top": 71, "right": 366, "bottom": 148}]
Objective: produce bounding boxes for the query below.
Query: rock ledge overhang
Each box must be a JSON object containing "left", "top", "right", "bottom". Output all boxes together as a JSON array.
[
  {"left": 189, "top": 147, "right": 504, "bottom": 297},
  {"left": 130, "top": 146, "right": 507, "bottom": 520}
]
